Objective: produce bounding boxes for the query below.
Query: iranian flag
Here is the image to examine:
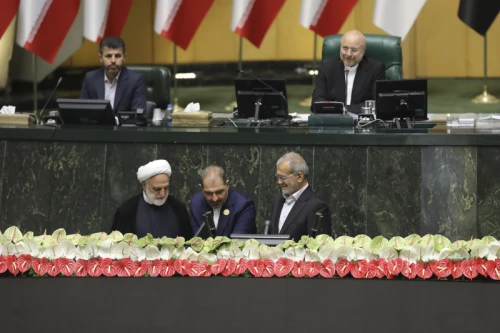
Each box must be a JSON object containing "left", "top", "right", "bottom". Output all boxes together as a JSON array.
[
  {"left": 231, "top": 0, "right": 286, "bottom": 48},
  {"left": 0, "top": 0, "right": 20, "bottom": 39},
  {"left": 16, "top": 0, "right": 81, "bottom": 63},
  {"left": 373, "top": 0, "right": 427, "bottom": 40},
  {"left": 83, "top": 0, "right": 133, "bottom": 43},
  {"left": 154, "top": 0, "right": 215, "bottom": 50},
  {"left": 299, "top": 0, "right": 358, "bottom": 37}
]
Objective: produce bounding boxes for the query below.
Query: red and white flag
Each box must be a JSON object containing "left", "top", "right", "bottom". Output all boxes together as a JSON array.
[
  {"left": 231, "top": 0, "right": 286, "bottom": 48},
  {"left": 373, "top": 0, "right": 427, "bottom": 40},
  {"left": 16, "top": 0, "right": 80, "bottom": 64},
  {"left": 0, "top": 0, "right": 20, "bottom": 40},
  {"left": 154, "top": 0, "right": 214, "bottom": 50},
  {"left": 83, "top": 0, "right": 133, "bottom": 43},
  {"left": 299, "top": 0, "right": 358, "bottom": 37}
]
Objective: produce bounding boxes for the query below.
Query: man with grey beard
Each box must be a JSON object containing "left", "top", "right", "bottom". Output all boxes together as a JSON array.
[
  {"left": 111, "top": 159, "right": 193, "bottom": 239},
  {"left": 269, "top": 152, "right": 331, "bottom": 240}
]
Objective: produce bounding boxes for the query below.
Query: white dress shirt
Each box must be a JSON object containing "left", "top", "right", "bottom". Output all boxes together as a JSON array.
[
  {"left": 344, "top": 64, "right": 358, "bottom": 105},
  {"left": 104, "top": 71, "right": 121, "bottom": 109},
  {"left": 278, "top": 183, "right": 309, "bottom": 232},
  {"left": 213, "top": 207, "right": 221, "bottom": 227}
]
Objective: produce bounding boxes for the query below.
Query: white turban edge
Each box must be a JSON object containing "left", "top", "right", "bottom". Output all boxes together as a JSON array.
[{"left": 137, "top": 159, "right": 172, "bottom": 183}]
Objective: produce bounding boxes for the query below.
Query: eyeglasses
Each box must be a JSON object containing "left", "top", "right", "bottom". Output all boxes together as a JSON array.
[{"left": 274, "top": 173, "right": 297, "bottom": 182}]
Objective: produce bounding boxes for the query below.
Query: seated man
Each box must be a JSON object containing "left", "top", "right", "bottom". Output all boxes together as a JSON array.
[
  {"left": 189, "top": 166, "right": 257, "bottom": 237},
  {"left": 111, "top": 159, "right": 193, "bottom": 239},
  {"left": 269, "top": 152, "right": 331, "bottom": 240},
  {"left": 80, "top": 36, "right": 147, "bottom": 113},
  {"left": 311, "top": 30, "right": 385, "bottom": 114}
]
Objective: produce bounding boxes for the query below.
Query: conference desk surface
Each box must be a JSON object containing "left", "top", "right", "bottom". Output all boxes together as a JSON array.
[
  {"left": 1, "top": 123, "right": 500, "bottom": 242},
  {"left": 0, "top": 123, "right": 498, "bottom": 146}
]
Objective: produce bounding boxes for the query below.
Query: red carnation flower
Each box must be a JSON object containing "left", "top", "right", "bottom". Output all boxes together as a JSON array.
[{"left": 274, "top": 258, "right": 293, "bottom": 277}]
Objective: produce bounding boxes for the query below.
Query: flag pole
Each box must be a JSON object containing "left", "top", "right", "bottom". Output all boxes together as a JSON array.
[
  {"left": 472, "top": 33, "right": 498, "bottom": 104},
  {"left": 225, "top": 35, "right": 243, "bottom": 111},
  {"left": 299, "top": 32, "right": 318, "bottom": 107},
  {"left": 172, "top": 43, "right": 183, "bottom": 111},
  {"left": 32, "top": 54, "right": 38, "bottom": 116}
]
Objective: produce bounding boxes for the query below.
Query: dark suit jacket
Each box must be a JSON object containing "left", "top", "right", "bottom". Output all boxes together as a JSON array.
[
  {"left": 312, "top": 57, "right": 385, "bottom": 113},
  {"left": 80, "top": 67, "right": 147, "bottom": 112},
  {"left": 111, "top": 194, "right": 193, "bottom": 239},
  {"left": 270, "top": 186, "right": 331, "bottom": 241},
  {"left": 189, "top": 189, "right": 257, "bottom": 237}
]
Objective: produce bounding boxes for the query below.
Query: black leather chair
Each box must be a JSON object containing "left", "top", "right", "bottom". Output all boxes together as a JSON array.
[
  {"left": 127, "top": 65, "right": 171, "bottom": 109},
  {"left": 321, "top": 34, "right": 403, "bottom": 80}
]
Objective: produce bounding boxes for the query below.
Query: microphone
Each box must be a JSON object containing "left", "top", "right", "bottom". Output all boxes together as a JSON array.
[
  {"left": 203, "top": 211, "right": 217, "bottom": 238},
  {"left": 235, "top": 69, "right": 288, "bottom": 106},
  {"left": 263, "top": 220, "right": 271, "bottom": 235},
  {"left": 38, "top": 77, "right": 63, "bottom": 124},
  {"left": 310, "top": 212, "right": 323, "bottom": 238}
]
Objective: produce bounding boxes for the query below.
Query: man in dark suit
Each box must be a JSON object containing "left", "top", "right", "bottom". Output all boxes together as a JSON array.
[
  {"left": 190, "top": 166, "right": 257, "bottom": 237},
  {"left": 312, "top": 30, "right": 385, "bottom": 114},
  {"left": 80, "top": 36, "right": 146, "bottom": 113},
  {"left": 269, "top": 152, "right": 331, "bottom": 241},
  {"left": 112, "top": 159, "right": 193, "bottom": 239}
]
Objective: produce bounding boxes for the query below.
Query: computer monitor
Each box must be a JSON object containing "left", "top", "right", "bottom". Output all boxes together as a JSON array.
[
  {"left": 230, "top": 234, "right": 290, "bottom": 246},
  {"left": 56, "top": 99, "right": 116, "bottom": 125},
  {"left": 234, "top": 78, "right": 288, "bottom": 119},
  {"left": 375, "top": 79, "right": 428, "bottom": 121}
]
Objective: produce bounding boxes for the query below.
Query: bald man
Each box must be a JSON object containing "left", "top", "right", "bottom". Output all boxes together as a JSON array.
[
  {"left": 189, "top": 166, "right": 257, "bottom": 237},
  {"left": 111, "top": 159, "right": 193, "bottom": 239},
  {"left": 312, "top": 30, "right": 385, "bottom": 114}
]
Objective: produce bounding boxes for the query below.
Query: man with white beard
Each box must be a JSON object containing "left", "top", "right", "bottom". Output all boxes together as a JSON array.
[{"left": 111, "top": 159, "right": 193, "bottom": 239}]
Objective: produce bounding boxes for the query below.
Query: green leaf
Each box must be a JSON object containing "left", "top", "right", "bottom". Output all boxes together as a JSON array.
[
  {"left": 334, "top": 235, "right": 353, "bottom": 247},
  {"left": 4, "top": 226, "right": 23, "bottom": 243},
  {"left": 388, "top": 236, "right": 405, "bottom": 250},
  {"left": 352, "top": 235, "right": 372, "bottom": 249},
  {"left": 433, "top": 235, "right": 451, "bottom": 252},
  {"left": 404, "top": 234, "right": 421, "bottom": 246},
  {"left": 369, "top": 236, "right": 388, "bottom": 253}
]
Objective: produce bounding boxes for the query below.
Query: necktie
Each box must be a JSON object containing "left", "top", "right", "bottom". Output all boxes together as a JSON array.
[{"left": 345, "top": 69, "right": 349, "bottom": 104}]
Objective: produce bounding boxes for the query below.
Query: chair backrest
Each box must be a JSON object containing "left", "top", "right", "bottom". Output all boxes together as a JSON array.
[
  {"left": 322, "top": 34, "right": 402, "bottom": 80},
  {"left": 127, "top": 65, "right": 171, "bottom": 109}
]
